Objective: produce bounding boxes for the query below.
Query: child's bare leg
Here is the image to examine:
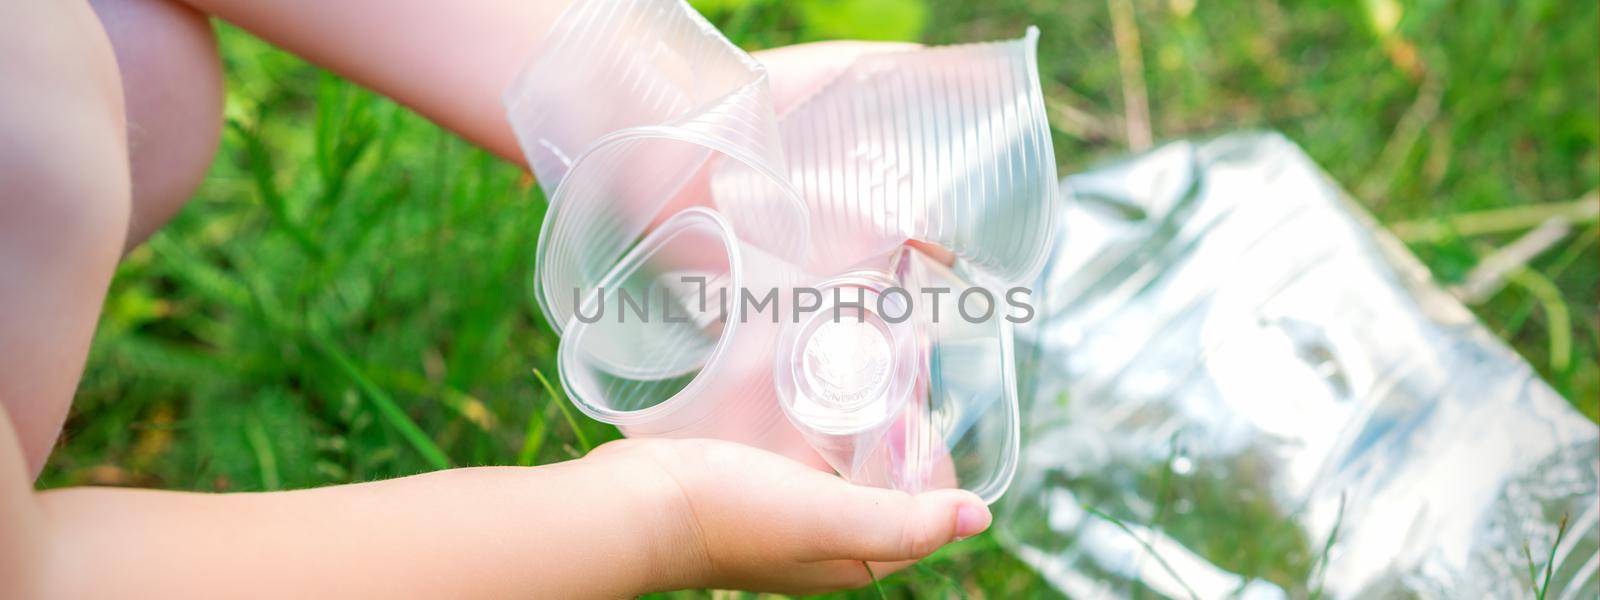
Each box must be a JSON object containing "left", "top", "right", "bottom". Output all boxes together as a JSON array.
[
  {"left": 0, "top": 0, "right": 220, "bottom": 476},
  {"left": 90, "top": 0, "right": 223, "bottom": 250},
  {"left": 0, "top": 0, "right": 130, "bottom": 477}
]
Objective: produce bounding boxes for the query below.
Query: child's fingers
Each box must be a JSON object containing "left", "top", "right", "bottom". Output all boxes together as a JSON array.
[{"left": 799, "top": 483, "right": 990, "bottom": 563}]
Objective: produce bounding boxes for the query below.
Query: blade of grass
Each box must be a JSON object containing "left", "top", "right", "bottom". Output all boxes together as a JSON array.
[
  {"left": 1144, "top": 432, "right": 1183, "bottom": 580},
  {"left": 111, "top": 335, "right": 241, "bottom": 385},
  {"left": 1520, "top": 513, "right": 1572, "bottom": 600},
  {"left": 1523, "top": 543, "right": 1542, "bottom": 597},
  {"left": 1083, "top": 505, "right": 1200, "bottom": 600},
  {"left": 517, "top": 400, "right": 549, "bottom": 466},
  {"left": 1107, "top": 0, "right": 1152, "bottom": 151},
  {"left": 1454, "top": 218, "right": 1573, "bottom": 303},
  {"left": 227, "top": 118, "right": 325, "bottom": 260},
  {"left": 313, "top": 74, "right": 378, "bottom": 191},
  {"left": 312, "top": 329, "right": 451, "bottom": 470},
  {"left": 533, "top": 368, "right": 592, "bottom": 453},
  {"left": 1499, "top": 225, "right": 1597, "bottom": 342},
  {"left": 147, "top": 234, "right": 253, "bottom": 310},
  {"left": 1391, "top": 192, "right": 1600, "bottom": 243},
  {"left": 372, "top": 367, "right": 498, "bottom": 433},
  {"left": 913, "top": 562, "right": 969, "bottom": 600},
  {"left": 1308, "top": 492, "right": 1347, "bottom": 600},
  {"left": 1359, "top": 74, "right": 1443, "bottom": 204},
  {"left": 1538, "top": 514, "right": 1570, "bottom": 600},
  {"left": 1505, "top": 268, "right": 1574, "bottom": 372},
  {"left": 1042, "top": 84, "right": 1121, "bottom": 142},
  {"left": 863, "top": 561, "right": 888, "bottom": 600},
  {"left": 245, "top": 414, "right": 281, "bottom": 491}
]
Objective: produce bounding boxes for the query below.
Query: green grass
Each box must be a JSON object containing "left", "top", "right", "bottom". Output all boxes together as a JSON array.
[{"left": 42, "top": 0, "right": 1596, "bottom": 597}]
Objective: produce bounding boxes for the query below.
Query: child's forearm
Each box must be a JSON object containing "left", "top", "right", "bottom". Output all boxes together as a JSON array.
[
  {"left": 179, "top": 0, "right": 575, "bottom": 162},
  {"left": 36, "top": 457, "right": 698, "bottom": 598},
  {"left": 176, "top": 1, "right": 916, "bottom": 166},
  {"left": 7, "top": 406, "right": 988, "bottom": 597}
]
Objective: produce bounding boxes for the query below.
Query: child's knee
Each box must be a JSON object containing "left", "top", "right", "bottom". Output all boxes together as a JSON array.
[
  {"left": 0, "top": 0, "right": 131, "bottom": 477},
  {"left": 1, "top": 0, "right": 133, "bottom": 259},
  {"left": 91, "top": 0, "right": 224, "bottom": 248}
]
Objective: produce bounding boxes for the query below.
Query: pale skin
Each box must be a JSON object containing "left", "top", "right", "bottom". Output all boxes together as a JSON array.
[{"left": 0, "top": 1, "right": 990, "bottom": 597}]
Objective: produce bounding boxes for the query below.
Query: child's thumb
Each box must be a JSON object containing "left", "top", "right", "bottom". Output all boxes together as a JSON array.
[{"left": 804, "top": 484, "right": 991, "bottom": 562}]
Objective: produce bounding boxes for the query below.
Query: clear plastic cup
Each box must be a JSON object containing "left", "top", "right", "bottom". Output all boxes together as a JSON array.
[
  {"left": 774, "top": 247, "right": 1021, "bottom": 502},
  {"left": 505, "top": 0, "right": 809, "bottom": 333},
  {"left": 557, "top": 207, "right": 825, "bottom": 468},
  {"left": 776, "top": 27, "right": 1059, "bottom": 287}
]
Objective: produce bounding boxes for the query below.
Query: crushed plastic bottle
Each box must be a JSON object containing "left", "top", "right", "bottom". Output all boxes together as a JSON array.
[{"left": 999, "top": 132, "right": 1598, "bottom": 599}]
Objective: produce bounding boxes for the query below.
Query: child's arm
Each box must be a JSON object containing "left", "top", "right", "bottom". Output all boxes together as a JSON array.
[
  {"left": 177, "top": 0, "right": 563, "bottom": 162},
  {"left": 179, "top": 0, "right": 915, "bottom": 160},
  {"left": 5, "top": 407, "right": 987, "bottom": 597}
]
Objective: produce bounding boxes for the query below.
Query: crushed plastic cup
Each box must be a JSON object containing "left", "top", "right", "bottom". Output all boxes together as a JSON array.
[
  {"left": 506, "top": 0, "right": 1058, "bottom": 502},
  {"left": 774, "top": 247, "right": 1021, "bottom": 502},
  {"left": 774, "top": 27, "right": 1058, "bottom": 284},
  {"left": 505, "top": 0, "right": 809, "bottom": 333}
]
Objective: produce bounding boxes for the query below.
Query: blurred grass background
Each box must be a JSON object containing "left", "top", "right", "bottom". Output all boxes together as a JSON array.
[{"left": 41, "top": 0, "right": 1597, "bottom": 597}]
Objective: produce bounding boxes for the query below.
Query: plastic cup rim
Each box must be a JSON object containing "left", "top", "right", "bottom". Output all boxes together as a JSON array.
[{"left": 557, "top": 206, "right": 746, "bottom": 427}]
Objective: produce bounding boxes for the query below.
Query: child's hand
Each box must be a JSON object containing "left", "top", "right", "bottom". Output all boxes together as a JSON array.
[{"left": 584, "top": 437, "right": 992, "bottom": 594}]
